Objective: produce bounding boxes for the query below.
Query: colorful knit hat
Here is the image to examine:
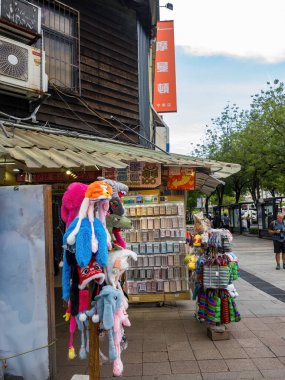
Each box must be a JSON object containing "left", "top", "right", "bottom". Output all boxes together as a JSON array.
[{"left": 77, "top": 257, "right": 105, "bottom": 289}]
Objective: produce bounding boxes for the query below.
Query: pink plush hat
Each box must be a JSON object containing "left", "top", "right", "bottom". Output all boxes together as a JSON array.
[{"left": 61, "top": 182, "right": 88, "bottom": 228}]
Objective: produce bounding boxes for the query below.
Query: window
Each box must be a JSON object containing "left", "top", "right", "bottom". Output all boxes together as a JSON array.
[{"left": 31, "top": 0, "right": 80, "bottom": 93}]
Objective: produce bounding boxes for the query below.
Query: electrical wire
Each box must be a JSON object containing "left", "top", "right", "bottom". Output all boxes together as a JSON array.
[
  {"left": 50, "top": 83, "right": 138, "bottom": 145},
  {"left": 51, "top": 86, "right": 112, "bottom": 140}
]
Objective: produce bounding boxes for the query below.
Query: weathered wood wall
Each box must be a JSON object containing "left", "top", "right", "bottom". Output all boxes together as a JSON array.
[{"left": 0, "top": 0, "right": 141, "bottom": 143}]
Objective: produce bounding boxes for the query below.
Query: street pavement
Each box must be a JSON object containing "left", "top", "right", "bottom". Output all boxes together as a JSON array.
[{"left": 56, "top": 234, "right": 285, "bottom": 380}]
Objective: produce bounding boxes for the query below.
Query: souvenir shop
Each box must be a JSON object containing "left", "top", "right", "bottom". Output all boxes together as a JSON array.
[
  {"left": 185, "top": 212, "right": 241, "bottom": 338},
  {"left": 0, "top": 128, "right": 241, "bottom": 379}
]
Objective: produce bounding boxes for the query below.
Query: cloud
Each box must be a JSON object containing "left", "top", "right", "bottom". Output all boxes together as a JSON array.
[{"left": 160, "top": 0, "right": 285, "bottom": 63}]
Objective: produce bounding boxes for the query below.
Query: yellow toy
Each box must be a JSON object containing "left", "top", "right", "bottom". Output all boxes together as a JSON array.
[
  {"left": 193, "top": 234, "right": 202, "bottom": 247},
  {"left": 184, "top": 254, "right": 198, "bottom": 271}
]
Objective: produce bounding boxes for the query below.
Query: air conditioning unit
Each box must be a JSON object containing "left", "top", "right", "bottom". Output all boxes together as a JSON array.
[
  {"left": 0, "top": 35, "right": 48, "bottom": 98},
  {"left": 0, "top": 0, "right": 41, "bottom": 43}
]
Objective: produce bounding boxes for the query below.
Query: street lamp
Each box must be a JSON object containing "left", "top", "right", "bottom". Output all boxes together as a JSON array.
[{"left": 160, "top": 2, "right": 173, "bottom": 10}]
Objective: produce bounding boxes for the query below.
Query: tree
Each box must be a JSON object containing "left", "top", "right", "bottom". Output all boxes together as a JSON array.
[{"left": 192, "top": 80, "right": 285, "bottom": 204}]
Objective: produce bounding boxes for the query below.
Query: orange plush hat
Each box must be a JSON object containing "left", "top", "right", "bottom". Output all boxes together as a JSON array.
[{"left": 85, "top": 181, "right": 112, "bottom": 200}]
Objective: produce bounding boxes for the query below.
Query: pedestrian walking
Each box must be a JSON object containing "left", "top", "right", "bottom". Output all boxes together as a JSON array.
[
  {"left": 222, "top": 213, "right": 230, "bottom": 230},
  {"left": 268, "top": 213, "right": 285, "bottom": 270}
]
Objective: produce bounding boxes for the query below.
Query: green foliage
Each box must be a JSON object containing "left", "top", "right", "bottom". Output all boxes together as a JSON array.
[
  {"left": 192, "top": 80, "right": 285, "bottom": 204},
  {"left": 249, "top": 227, "right": 259, "bottom": 235}
]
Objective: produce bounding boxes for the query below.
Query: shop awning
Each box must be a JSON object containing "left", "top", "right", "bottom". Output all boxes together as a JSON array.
[{"left": 0, "top": 124, "right": 240, "bottom": 194}]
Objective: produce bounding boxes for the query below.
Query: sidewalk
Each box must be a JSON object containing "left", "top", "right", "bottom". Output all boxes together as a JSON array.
[{"left": 56, "top": 235, "right": 285, "bottom": 380}]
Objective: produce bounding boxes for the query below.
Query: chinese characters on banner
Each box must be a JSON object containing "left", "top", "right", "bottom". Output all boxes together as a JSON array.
[
  {"left": 102, "top": 162, "right": 161, "bottom": 188},
  {"left": 153, "top": 20, "right": 177, "bottom": 113},
  {"left": 167, "top": 167, "right": 195, "bottom": 190}
]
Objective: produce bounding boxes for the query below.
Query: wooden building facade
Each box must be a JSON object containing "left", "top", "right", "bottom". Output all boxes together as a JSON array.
[{"left": 0, "top": 0, "right": 158, "bottom": 146}]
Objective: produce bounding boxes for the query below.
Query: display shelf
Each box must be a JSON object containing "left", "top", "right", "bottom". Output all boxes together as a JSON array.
[
  {"left": 128, "top": 291, "right": 190, "bottom": 303},
  {"left": 122, "top": 196, "right": 189, "bottom": 303}
]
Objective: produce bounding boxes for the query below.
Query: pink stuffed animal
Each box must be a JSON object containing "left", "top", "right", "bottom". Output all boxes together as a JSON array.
[{"left": 113, "top": 305, "right": 131, "bottom": 377}]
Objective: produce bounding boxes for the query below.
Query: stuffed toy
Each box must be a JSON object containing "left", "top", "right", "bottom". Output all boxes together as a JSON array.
[
  {"left": 113, "top": 305, "right": 131, "bottom": 376},
  {"left": 106, "top": 214, "right": 132, "bottom": 249},
  {"left": 93, "top": 285, "right": 123, "bottom": 361},
  {"left": 64, "top": 259, "right": 105, "bottom": 360},
  {"left": 63, "top": 289, "right": 89, "bottom": 360},
  {"left": 105, "top": 249, "right": 138, "bottom": 288},
  {"left": 98, "top": 177, "right": 129, "bottom": 216},
  {"left": 193, "top": 234, "right": 202, "bottom": 247},
  {"left": 184, "top": 253, "right": 198, "bottom": 271},
  {"left": 226, "top": 283, "right": 239, "bottom": 298},
  {"left": 64, "top": 181, "right": 112, "bottom": 268}
]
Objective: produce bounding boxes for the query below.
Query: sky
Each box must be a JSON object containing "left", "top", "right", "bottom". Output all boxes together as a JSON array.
[{"left": 159, "top": 0, "right": 285, "bottom": 155}]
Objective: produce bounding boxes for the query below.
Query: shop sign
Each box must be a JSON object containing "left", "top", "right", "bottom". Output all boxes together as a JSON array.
[
  {"left": 167, "top": 167, "right": 195, "bottom": 190},
  {"left": 102, "top": 162, "right": 161, "bottom": 188},
  {"left": 153, "top": 20, "right": 177, "bottom": 113},
  {"left": 16, "top": 170, "right": 100, "bottom": 183}
]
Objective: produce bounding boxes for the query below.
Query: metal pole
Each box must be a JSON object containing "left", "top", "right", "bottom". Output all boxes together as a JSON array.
[{"left": 89, "top": 284, "right": 100, "bottom": 380}]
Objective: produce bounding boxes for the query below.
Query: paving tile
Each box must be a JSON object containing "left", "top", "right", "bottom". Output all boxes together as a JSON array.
[
  {"left": 193, "top": 347, "right": 222, "bottom": 360},
  {"left": 123, "top": 351, "right": 143, "bottom": 364},
  {"left": 142, "top": 373, "right": 202, "bottom": 380},
  {"left": 186, "top": 333, "right": 211, "bottom": 342},
  {"left": 197, "top": 359, "right": 228, "bottom": 372},
  {"left": 260, "top": 368, "right": 285, "bottom": 378},
  {"left": 102, "top": 377, "right": 141, "bottom": 380},
  {"left": 218, "top": 347, "right": 249, "bottom": 359},
  {"left": 260, "top": 316, "right": 284, "bottom": 324},
  {"left": 268, "top": 345, "right": 285, "bottom": 356},
  {"left": 252, "top": 330, "right": 280, "bottom": 339},
  {"left": 121, "top": 363, "right": 143, "bottom": 377},
  {"left": 214, "top": 339, "right": 242, "bottom": 350},
  {"left": 143, "top": 341, "right": 167, "bottom": 352},
  {"left": 200, "top": 371, "right": 262, "bottom": 379},
  {"left": 244, "top": 346, "right": 275, "bottom": 358},
  {"left": 230, "top": 330, "right": 256, "bottom": 339},
  {"left": 100, "top": 363, "right": 113, "bottom": 378},
  {"left": 242, "top": 318, "right": 270, "bottom": 331},
  {"left": 225, "top": 358, "right": 258, "bottom": 371},
  {"left": 259, "top": 336, "right": 285, "bottom": 347},
  {"left": 252, "top": 357, "right": 285, "bottom": 370},
  {"left": 168, "top": 349, "right": 195, "bottom": 361},
  {"left": 236, "top": 338, "right": 265, "bottom": 348},
  {"left": 167, "top": 341, "right": 192, "bottom": 351},
  {"left": 128, "top": 340, "right": 144, "bottom": 353},
  {"left": 190, "top": 340, "right": 216, "bottom": 350},
  {"left": 144, "top": 334, "right": 166, "bottom": 343},
  {"left": 277, "top": 356, "right": 285, "bottom": 365},
  {"left": 143, "top": 351, "right": 168, "bottom": 363},
  {"left": 165, "top": 335, "right": 189, "bottom": 343},
  {"left": 143, "top": 361, "right": 171, "bottom": 376},
  {"left": 170, "top": 360, "right": 200, "bottom": 374}
]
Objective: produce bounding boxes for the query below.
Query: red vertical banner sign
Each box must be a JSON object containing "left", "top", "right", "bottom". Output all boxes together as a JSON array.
[{"left": 153, "top": 20, "right": 177, "bottom": 113}]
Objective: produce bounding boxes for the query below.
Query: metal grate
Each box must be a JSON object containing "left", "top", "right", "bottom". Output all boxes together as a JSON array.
[
  {"left": 0, "top": 40, "right": 29, "bottom": 81},
  {"left": 30, "top": 0, "right": 80, "bottom": 93}
]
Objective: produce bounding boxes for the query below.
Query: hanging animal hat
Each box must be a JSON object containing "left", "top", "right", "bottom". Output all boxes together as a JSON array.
[
  {"left": 64, "top": 180, "right": 112, "bottom": 268},
  {"left": 98, "top": 177, "right": 129, "bottom": 216},
  {"left": 105, "top": 249, "right": 138, "bottom": 288},
  {"left": 61, "top": 182, "right": 88, "bottom": 228},
  {"left": 106, "top": 214, "right": 132, "bottom": 249}
]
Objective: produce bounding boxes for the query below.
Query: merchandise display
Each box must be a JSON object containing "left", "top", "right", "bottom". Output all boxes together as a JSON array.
[
  {"left": 187, "top": 213, "right": 241, "bottom": 335},
  {"left": 61, "top": 179, "right": 137, "bottom": 377},
  {"left": 122, "top": 195, "right": 190, "bottom": 301}
]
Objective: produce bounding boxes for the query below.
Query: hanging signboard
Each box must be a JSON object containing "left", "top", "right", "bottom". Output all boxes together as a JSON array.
[
  {"left": 153, "top": 20, "right": 177, "bottom": 113},
  {"left": 102, "top": 162, "right": 161, "bottom": 188},
  {"left": 167, "top": 167, "right": 195, "bottom": 190}
]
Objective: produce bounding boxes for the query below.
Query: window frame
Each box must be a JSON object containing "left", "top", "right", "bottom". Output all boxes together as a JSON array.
[{"left": 31, "top": 0, "right": 81, "bottom": 94}]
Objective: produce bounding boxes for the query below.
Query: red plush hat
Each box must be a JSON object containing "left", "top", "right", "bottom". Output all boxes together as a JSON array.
[{"left": 77, "top": 257, "right": 105, "bottom": 289}]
